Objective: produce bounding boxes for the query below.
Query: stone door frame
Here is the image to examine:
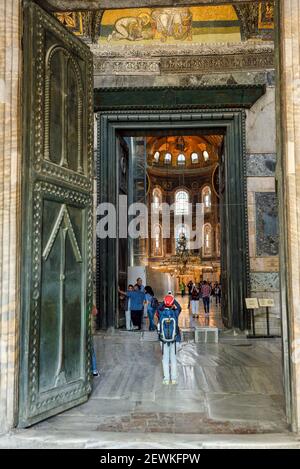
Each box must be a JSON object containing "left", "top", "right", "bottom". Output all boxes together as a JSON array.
[{"left": 96, "top": 108, "right": 249, "bottom": 332}]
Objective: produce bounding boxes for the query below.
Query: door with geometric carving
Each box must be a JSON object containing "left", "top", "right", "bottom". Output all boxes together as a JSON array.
[{"left": 19, "top": 3, "right": 94, "bottom": 427}]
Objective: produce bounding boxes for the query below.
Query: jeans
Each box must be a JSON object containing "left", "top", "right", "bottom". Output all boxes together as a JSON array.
[
  {"left": 191, "top": 300, "right": 199, "bottom": 316},
  {"left": 162, "top": 342, "right": 177, "bottom": 381},
  {"left": 203, "top": 296, "right": 210, "bottom": 314},
  {"left": 147, "top": 306, "right": 156, "bottom": 331},
  {"left": 91, "top": 344, "right": 97, "bottom": 373}
]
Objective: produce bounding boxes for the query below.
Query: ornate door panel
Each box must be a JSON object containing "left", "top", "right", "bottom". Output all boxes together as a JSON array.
[
  {"left": 117, "top": 136, "right": 129, "bottom": 328},
  {"left": 19, "top": 3, "right": 93, "bottom": 427}
]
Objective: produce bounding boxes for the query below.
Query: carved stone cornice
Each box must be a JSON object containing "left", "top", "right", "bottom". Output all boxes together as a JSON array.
[
  {"left": 160, "top": 52, "right": 274, "bottom": 74},
  {"left": 94, "top": 58, "right": 160, "bottom": 75},
  {"left": 90, "top": 41, "right": 274, "bottom": 58},
  {"left": 93, "top": 43, "right": 274, "bottom": 76}
]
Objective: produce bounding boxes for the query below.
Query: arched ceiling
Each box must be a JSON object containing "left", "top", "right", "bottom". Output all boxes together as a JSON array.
[{"left": 147, "top": 135, "right": 222, "bottom": 170}]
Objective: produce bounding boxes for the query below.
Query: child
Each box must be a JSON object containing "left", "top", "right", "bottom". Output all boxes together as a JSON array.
[{"left": 157, "top": 294, "right": 181, "bottom": 385}]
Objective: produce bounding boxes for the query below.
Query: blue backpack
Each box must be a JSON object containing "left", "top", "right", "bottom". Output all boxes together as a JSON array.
[
  {"left": 158, "top": 308, "right": 178, "bottom": 345},
  {"left": 151, "top": 296, "right": 159, "bottom": 310}
]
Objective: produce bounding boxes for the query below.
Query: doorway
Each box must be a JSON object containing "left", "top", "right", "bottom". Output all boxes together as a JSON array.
[
  {"left": 11, "top": 0, "right": 292, "bottom": 436},
  {"left": 117, "top": 130, "right": 223, "bottom": 329},
  {"left": 96, "top": 109, "right": 249, "bottom": 332}
]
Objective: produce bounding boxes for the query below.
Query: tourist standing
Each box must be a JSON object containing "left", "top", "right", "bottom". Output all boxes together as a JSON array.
[
  {"left": 136, "top": 277, "right": 145, "bottom": 292},
  {"left": 125, "top": 284, "right": 134, "bottom": 330},
  {"left": 190, "top": 284, "right": 200, "bottom": 318},
  {"left": 215, "top": 283, "right": 221, "bottom": 307},
  {"left": 179, "top": 280, "right": 186, "bottom": 297},
  {"left": 201, "top": 280, "right": 212, "bottom": 323},
  {"left": 144, "top": 285, "right": 157, "bottom": 331},
  {"left": 118, "top": 284, "right": 145, "bottom": 330},
  {"left": 187, "top": 280, "right": 193, "bottom": 308},
  {"left": 157, "top": 294, "right": 181, "bottom": 385}
]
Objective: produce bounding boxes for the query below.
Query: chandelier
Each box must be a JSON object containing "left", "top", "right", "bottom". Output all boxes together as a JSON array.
[{"left": 175, "top": 232, "right": 190, "bottom": 274}]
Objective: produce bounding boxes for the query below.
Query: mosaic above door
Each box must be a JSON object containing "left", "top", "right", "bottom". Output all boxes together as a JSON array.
[{"left": 54, "top": 2, "right": 274, "bottom": 44}]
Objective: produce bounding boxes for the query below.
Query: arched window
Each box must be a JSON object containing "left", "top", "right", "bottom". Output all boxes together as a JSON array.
[
  {"left": 164, "top": 152, "right": 172, "bottom": 164},
  {"left": 152, "top": 187, "right": 162, "bottom": 212},
  {"left": 203, "top": 150, "right": 210, "bottom": 161},
  {"left": 203, "top": 223, "right": 212, "bottom": 257},
  {"left": 191, "top": 152, "right": 199, "bottom": 164},
  {"left": 202, "top": 186, "right": 211, "bottom": 212},
  {"left": 177, "top": 153, "right": 185, "bottom": 165},
  {"left": 153, "top": 151, "right": 160, "bottom": 162},
  {"left": 152, "top": 223, "right": 162, "bottom": 256},
  {"left": 216, "top": 223, "right": 220, "bottom": 257},
  {"left": 175, "top": 189, "right": 189, "bottom": 215}
]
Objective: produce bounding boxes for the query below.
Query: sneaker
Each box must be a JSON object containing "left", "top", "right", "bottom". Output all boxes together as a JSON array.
[
  {"left": 93, "top": 370, "right": 99, "bottom": 377},
  {"left": 171, "top": 380, "right": 177, "bottom": 385},
  {"left": 162, "top": 379, "right": 169, "bottom": 385}
]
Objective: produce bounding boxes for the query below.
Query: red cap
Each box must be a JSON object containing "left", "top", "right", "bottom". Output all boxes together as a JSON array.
[{"left": 164, "top": 294, "right": 175, "bottom": 307}]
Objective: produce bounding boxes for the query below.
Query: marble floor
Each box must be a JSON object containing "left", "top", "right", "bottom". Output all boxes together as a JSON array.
[
  {"left": 27, "top": 300, "right": 288, "bottom": 437},
  {"left": 177, "top": 295, "right": 223, "bottom": 329}
]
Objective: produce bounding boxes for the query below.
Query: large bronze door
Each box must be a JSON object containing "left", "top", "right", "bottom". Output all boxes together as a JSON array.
[
  {"left": 117, "top": 136, "right": 129, "bottom": 328},
  {"left": 19, "top": 3, "right": 94, "bottom": 427}
]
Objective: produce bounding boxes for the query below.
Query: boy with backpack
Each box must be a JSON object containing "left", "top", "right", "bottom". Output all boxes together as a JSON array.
[{"left": 157, "top": 294, "right": 181, "bottom": 385}]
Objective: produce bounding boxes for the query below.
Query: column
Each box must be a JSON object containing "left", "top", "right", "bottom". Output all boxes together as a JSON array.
[
  {"left": 280, "top": 0, "right": 300, "bottom": 433},
  {"left": 0, "top": 0, "right": 22, "bottom": 432}
]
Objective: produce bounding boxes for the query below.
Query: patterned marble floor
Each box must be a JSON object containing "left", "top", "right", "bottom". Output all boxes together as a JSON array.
[{"left": 32, "top": 303, "right": 287, "bottom": 435}]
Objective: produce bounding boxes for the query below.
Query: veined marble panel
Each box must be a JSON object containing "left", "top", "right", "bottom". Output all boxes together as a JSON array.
[
  {"left": 255, "top": 192, "right": 279, "bottom": 257},
  {"left": 250, "top": 272, "right": 280, "bottom": 292},
  {"left": 246, "top": 153, "right": 276, "bottom": 177}
]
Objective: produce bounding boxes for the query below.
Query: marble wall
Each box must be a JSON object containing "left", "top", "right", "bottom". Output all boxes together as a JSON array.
[
  {"left": 0, "top": 0, "right": 21, "bottom": 433},
  {"left": 245, "top": 84, "right": 280, "bottom": 336}
]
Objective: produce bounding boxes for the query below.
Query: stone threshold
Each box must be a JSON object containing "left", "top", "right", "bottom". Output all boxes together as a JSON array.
[{"left": 0, "top": 430, "right": 299, "bottom": 449}]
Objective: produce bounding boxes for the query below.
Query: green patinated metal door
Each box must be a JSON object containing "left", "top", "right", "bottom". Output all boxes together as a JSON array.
[{"left": 19, "top": 2, "right": 94, "bottom": 427}]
